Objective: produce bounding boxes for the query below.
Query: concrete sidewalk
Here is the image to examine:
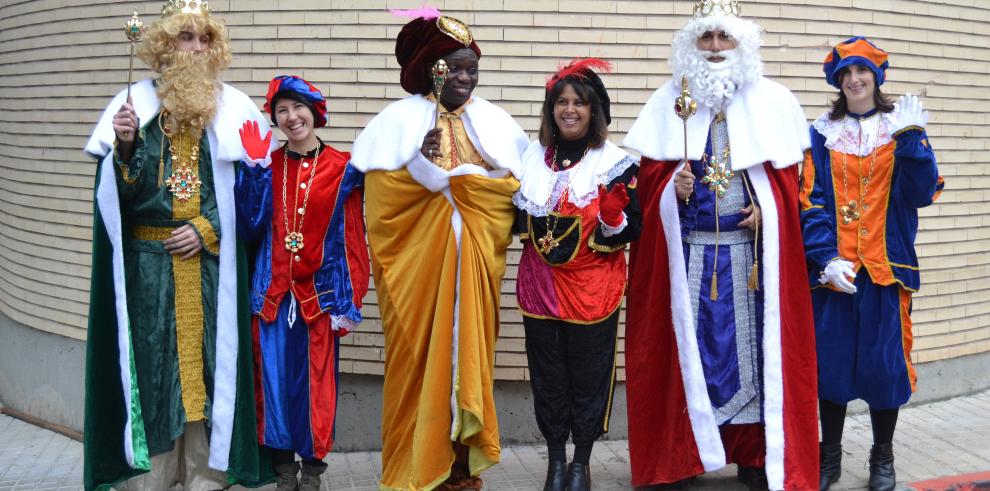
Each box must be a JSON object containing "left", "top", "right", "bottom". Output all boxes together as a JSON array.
[{"left": 1, "top": 390, "right": 988, "bottom": 490}]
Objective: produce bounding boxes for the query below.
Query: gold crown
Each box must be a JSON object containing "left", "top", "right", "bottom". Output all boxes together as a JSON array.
[
  {"left": 437, "top": 16, "right": 473, "bottom": 48},
  {"left": 161, "top": 0, "right": 210, "bottom": 18},
  {"left": 693, "top": 0, "right": 741, "bottom": 17}
]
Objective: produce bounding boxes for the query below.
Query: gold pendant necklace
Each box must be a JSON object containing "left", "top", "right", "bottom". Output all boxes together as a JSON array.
[
  {"left": 839, "top": 117, "right": 879, "bottom": 225},
  {"left": 282, "top": 144, "right": 322, "bottom": 254},
  {"left": 159, "top": 112, "right": 203, "bottom": 201},
  {"left": 536, "top": 145, "right": 588, "bottom": 254}
]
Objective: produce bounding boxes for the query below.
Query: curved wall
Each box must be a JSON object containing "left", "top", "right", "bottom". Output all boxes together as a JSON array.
[{"left": 1, "top": 1, "right": 988, "bottom": 384}]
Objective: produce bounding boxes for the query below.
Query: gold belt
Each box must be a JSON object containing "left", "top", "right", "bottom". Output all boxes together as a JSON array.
[{"left": 132, "top": 224, "right": 174, "bottom": 241}]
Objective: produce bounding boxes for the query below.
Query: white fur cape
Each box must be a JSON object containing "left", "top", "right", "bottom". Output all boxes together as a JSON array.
[
  {"left": 83, "top": 79, "right": 275, "bottom": 471},
  {"left": 623, "top": 77, "right": 810, "bottom": 171}
]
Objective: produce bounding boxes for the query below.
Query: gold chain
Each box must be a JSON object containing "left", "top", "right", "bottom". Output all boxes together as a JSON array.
[
  {"left": 281, "top": 144, "right": 322, "bottom": 253},
  {"left": 839, "top": 117, "right": 879, "bottom": 225},
  {"left": 537, "top": 145, "right": 589, "bottom": 254}
]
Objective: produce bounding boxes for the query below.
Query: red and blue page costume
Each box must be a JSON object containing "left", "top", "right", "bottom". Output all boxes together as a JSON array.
[
  {"left": 235, "top": 143, "right": 369, "bottom": 461},
  {"left": 801, "top": 110, "right": 943, "bottom": 409}
]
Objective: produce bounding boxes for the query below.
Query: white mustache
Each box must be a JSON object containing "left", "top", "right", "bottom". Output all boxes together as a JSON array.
[{"left": 698, "top": 49, "right": 739, "bottom": 71}]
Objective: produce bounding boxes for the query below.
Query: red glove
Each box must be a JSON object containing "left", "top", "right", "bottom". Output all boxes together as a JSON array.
[
  {"left": 239, "top": 120, "right": 272, "bottom": 161},
  {"left": 598, "top": 183, "right": 629, "bottom": 228}
]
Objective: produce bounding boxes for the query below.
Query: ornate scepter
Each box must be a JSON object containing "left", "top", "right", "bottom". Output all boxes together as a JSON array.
[
  {"left": 674, "top": 76, "right": 697, "bottom": 176},
  {"left": 430, "top": 59, "right": 449, "bottom": 162},
  {"left": 123, "top": 12, "right": 145, "bottom": 100}
]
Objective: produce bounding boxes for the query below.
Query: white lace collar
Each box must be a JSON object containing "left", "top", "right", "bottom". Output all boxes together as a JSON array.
[
  {"left": 811, "top": 111, "right": 894, "bottom": 157},
  {"left": 513, "top": 140, "right": 637, "bottom": 217}
]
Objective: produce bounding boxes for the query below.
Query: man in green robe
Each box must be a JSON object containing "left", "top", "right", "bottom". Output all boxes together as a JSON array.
[{"left": 82, "top": 2, "right": 276, "bottom": 489}]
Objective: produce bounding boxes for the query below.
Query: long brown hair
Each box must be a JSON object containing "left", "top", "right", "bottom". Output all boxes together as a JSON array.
[
  {"left": 828, "top": 67, "right": 894, "bottom": 121},
  {"left": 538, "top": 78, "right": 609, "bottom": 149}
]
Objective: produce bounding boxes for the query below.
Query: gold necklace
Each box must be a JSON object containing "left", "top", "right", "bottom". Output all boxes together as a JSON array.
[
  {"left": 839, "top": 117, "right": 879, "bottom": 225},
  {"left": 159, "top": 112, "right": 203, "bottom": 200},
  {"left": 537, "top": 145, "right": 588, "bottom": 254},
  {"left": 281, "top": 144, "right": 322, "bottom": 254}
]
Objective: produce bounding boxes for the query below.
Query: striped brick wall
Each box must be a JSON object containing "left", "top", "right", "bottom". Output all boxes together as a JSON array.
[{"left": 0, "top": 0, "right": 987, "bottom": 380}]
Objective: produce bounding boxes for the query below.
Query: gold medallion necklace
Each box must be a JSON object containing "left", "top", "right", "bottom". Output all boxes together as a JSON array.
[
  {"left": 159, "top": 112, "right": 203, "bottom": 200},
  {"left": 839, "top": 116, "right": 879, "bottom": 225},
  {"left": 282, "top": 144, "right": 322, "bottom": 254},
  {"left": 537, "top": 145, "right": 588, "bottom": 254}
]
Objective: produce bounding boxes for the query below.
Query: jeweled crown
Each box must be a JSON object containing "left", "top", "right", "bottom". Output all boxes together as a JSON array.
[
  {"left": 161, "top": 0, "right": 210, "bottom": 18},
  {"left": 693, "top": 0, "right": 741, "bottom": 17}
]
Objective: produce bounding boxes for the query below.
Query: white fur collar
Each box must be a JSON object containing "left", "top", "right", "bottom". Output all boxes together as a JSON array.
[
  {"left": 350, "top": 94, "right": 527, "bottom": 178},
  {"left": 811, "top": 111, "right": 895, "bottom": 157},
  {"left": 513, "top": 140, "right": 637, "bottom": 217},
  {"left": 84, "top": 79, "right": 271, "bottom": 162},
  {"left": 623, "top": 77, "right": 810, "bottom": 170}
]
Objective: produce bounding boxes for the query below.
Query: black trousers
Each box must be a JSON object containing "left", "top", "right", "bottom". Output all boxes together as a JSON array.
[{"left": 524, "top": 310, "right": 620, "bottom": 446}]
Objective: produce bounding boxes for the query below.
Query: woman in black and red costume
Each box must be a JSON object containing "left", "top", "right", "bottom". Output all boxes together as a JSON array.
[{"left": 512, "top": 59, "right": 640, "bottom": 491}]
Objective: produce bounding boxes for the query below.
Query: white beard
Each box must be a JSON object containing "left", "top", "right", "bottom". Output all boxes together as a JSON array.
[{"left": 681, "top": 48, "right": 754, "bottom": 112}]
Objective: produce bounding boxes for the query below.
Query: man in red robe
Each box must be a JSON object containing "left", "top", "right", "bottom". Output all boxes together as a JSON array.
[{"left": 622, "top": 1, "right": 819, "bottom": 489}]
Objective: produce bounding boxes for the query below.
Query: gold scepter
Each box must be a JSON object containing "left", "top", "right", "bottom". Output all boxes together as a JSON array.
[
  {"left": 123, "top": 12, "right": 145, "bottom": 100},
  {"left": 430, "top": 59, "right": 449, "bottom": 163},
  {"left": 674, "top": 76, "right": 698, "bottom": 176}
]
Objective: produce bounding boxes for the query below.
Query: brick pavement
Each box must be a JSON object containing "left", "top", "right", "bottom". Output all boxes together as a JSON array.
[{"left": 1, "top": 390, "right": 988, "bottom": 490}]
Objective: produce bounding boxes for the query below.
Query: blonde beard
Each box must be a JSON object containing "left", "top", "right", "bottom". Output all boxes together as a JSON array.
[{"left": 158, "top": 51, "right": 222, "bottom": 132}]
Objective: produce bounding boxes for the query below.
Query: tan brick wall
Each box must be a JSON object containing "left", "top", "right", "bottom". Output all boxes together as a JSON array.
[{"left": 1, "top": 0, "right": 987, "bottom": 379}]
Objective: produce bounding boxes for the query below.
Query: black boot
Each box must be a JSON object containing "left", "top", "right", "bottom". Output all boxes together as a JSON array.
[
  {"left": 543, "top": 459, "right": 567, "bottom": 491},
  {"left": 736, "top": 466, "right": 768, "bottom": 491},
  {"left": 274, "top": 461, "right": 300, "bottom": 491},
  {"left": 299, "top": 460, "right": 327, "bottom": 491},
  {"left": 819, "top": 442, "right": 842, "bottom": 491},
  {"left": 565, "top": 462, "right": 591, "bottom": 491},
  {"left": 868, "top": 443, "right": 896, "bottom": 491}
]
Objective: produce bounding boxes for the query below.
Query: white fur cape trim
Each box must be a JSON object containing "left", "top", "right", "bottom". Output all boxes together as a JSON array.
[
  {"left": 513, "top": 140, "right": 638, "bottom": 216},
  {"left": 623, "top": 77, "right": 810, "bottom": 171},
  {"left": 656, "top": 162, "right": 785, "bottom": 485},
  {"left": 349, "top": 94, "right": 527, "bottom": 181},
  {"left": 83, "top": 79, "right": 274, "bottom": 471}
]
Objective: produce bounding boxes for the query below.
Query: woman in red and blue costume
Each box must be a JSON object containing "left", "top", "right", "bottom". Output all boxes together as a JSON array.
[
  {"left": 800, "top": 37, "right": 943, "bottom": 491},
  {"left": 235, "top": 75, "right": 369, "bottom": 490},
  {"left": 512, "top": 59, "right": 640, "bottom": 491}
]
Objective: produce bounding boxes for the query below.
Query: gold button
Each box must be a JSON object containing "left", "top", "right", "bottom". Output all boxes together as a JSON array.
[
  {"left": 294, "top": 255, "right": 301, "bottom": 262},
  {"left": 300, "top": 183, "right": 307, "bottom": 190},
  {"left": 861, "top": 228, "right": 868, "bottom": 236},
  {"left": 297, "top": 207, "right": 305, "bottom": 215}
]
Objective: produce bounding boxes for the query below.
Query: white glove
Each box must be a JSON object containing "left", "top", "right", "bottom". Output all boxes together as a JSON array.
[
  {"left": 819, "top": 258, "right": 857, "bottom": 294},
  {"left": 890, "top": 93, "right": 928, "bottom": 133}
]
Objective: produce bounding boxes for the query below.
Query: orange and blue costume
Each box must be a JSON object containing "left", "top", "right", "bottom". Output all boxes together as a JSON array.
[{"left": 800, "top": 38, "right": 944, "bottom": 409}]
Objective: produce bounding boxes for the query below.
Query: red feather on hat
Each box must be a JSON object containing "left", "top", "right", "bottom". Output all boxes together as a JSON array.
[{"left": 546, "top": 58, "right": 613, "bottom": 90}]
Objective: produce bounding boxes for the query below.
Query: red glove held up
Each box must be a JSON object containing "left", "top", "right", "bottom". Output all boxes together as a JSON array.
[
  {"left": 598, "top": 183, "right": 629, "bottom": 228},
  {"left": 239, "top": 120, "right": 272, "bottom": 161}
]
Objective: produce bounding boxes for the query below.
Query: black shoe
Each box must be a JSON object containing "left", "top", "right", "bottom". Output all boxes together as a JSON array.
[
  {"left": 274, "top": 462, "right": 300, "bottom": 491},
  {"left": 819, "top": 442, "right": 842, "bottom": 491},
  {"left": 868, "top": 443, "right": 896, "bottom": 491},
  {"left": 737, "top": 466, "right": 769, "bottom": 491},
  {"left": 543, "top": 459, "right": 567, "bottom": 491},
  {"left": 565, "top": 462, "right": 591, "bottom": 491}
]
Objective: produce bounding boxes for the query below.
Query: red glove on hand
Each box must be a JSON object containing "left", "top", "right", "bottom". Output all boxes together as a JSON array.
[
  {"left": 239, "top": 120, "right": 272, "bottom": 161},
  {"left": 598, "top": 183, "right": 629, "bottom": 228}
]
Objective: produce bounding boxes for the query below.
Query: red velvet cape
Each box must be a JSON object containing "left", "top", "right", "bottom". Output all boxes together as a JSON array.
[{"left": 624, "top": 158, "right": 819, "bottom": 489}]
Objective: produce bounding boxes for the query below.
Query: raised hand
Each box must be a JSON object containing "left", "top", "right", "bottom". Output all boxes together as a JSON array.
[
  {"left": 420, "top": 128, "right": 443, "bottom": 161},
  {"left": 239, "top": 120, "right": 273, "bottom": 162},
  {"left": 674, "top": 161, "right": 695, "bottom": 202},
  {"left": 113, "top": 96, "right": 138, "bottom": 144},
  {"left": 598, "top": 183, "right": 629, "bottom": 228},
  {"left": 890, "top": 93, "right": 928, "bottom": 133}
]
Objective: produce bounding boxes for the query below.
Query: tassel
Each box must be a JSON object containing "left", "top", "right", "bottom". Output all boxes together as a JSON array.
[
  {"left": 709, "top": 271, "right": 719, "bottom": 301},
  {"left": 748, "top": 261, "right": 760, "bottom": 290}
]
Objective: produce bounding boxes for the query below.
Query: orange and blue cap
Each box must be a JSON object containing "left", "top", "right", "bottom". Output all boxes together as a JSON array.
[{"left": 823, "top": 37, "right": 889, "bottom": 89}]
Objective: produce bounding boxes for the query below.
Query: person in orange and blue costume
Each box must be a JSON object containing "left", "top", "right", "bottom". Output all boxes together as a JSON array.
[
  {"left": 234, "top": 75, "right": 370, "bottom": 491},
  {"left": 800, "top": 37, "right": 944, "bottom": 491}
]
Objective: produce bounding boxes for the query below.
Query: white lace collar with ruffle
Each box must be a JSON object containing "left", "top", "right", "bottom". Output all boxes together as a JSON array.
[{"left": 811, "top": 111, "right": 895, "bottom": 157}]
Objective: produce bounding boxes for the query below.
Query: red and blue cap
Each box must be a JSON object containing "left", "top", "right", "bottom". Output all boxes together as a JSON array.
[
  {"left": 264, "top": 75, "right": 328, "bottom": 128},
  {"left": 823, "top": 37, "right": 889, "bottom": 89}
]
